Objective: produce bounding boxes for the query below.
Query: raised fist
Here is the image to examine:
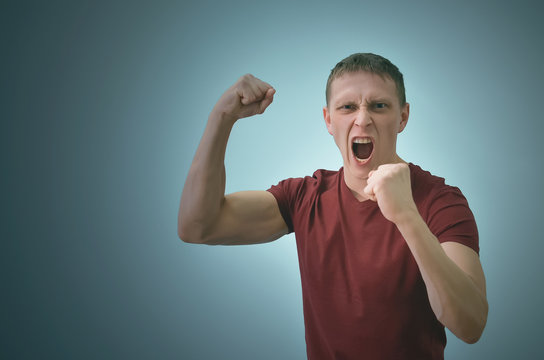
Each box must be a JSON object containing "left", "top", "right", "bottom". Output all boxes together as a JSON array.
[{"left": 211, "top": 74, "right": 275, "bottom": 123}]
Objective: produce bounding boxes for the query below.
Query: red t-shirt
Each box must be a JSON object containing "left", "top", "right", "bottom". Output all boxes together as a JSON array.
[{"left": 267, "top": 163, "right": 479, "bottom": 360}]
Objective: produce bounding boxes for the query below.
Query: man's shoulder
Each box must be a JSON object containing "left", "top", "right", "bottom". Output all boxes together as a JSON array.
[
  {"left": 409, "top": 163, "right": 446, "bottom": 188},
  {"left": 409, "top": 163, "right": 469, "bottom": 208},
  {"left": 310, "top": 168, "right": 341, "bottom": 181},
  {"left": 270, "top": 168, "right": 341, "bottom": 196},
  {"left": 300, "top": 168, "right": 342, "bottom": 192},
  {"left": 409, "top": 163, "right": 462, "bottom": 191},
  {"left": 278, "top": 168, "right": 341, "bottom": 183}
]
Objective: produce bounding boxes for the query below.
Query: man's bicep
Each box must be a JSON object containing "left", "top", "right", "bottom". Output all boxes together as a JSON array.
[
  {"left": 209, "top": 190, "right": 289, "bottom": 245},
  {"left": 442, "top": 242, "right": 487, "bottom": 297}
]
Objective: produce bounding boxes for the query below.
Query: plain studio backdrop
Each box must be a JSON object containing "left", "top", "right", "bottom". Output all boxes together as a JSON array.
[{"left": 3, "top": 0, "right": 543, "bottom": 358}]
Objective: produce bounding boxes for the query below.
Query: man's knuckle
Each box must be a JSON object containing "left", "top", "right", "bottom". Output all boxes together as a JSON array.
[{"left": 238, "top": 74, "right": 252, "bottom": 86}]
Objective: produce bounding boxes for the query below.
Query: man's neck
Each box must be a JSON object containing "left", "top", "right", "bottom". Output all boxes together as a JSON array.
[{"left": 343, "top": 170, "right": 371, "bottom": 202}]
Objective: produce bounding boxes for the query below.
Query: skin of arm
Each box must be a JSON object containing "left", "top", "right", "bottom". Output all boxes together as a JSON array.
[
  {"left": 178, "top": 74, "right": 288, "bottom": 245},
  {"left": 364, "top": 163, "right": 488, "bottom": 344}
]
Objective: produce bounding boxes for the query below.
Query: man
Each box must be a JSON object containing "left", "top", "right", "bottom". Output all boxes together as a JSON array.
[{"left": 178, "top": 53, "right": 488, "bottom": 359}]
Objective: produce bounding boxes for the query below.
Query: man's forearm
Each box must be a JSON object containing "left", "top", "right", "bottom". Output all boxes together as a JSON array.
[
  {"left": 178, "top": 113, "right": 235, "bottom": 243},
  {"left": 395, "top": 212, "right": 488, "bottom": 343}
]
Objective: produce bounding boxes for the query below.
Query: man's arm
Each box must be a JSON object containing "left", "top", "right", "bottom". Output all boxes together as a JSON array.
[
  {"left": 395, "top": 215, "right": 488, "bottom": 343},
  {"left": 364, "top": 163, "right": 488, "bottom": 344},
  {"left": 178, "top": 74, "right": 288, "bottom": 245}
]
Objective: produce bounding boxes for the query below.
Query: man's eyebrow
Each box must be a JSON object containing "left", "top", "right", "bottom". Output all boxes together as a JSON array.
[
  {"left": 332, "top": 96, "right": 358, "bottom": 106},
  {"left": 366, "top": 97, "right": 391, "bottom": 104},
  {"left": 332, "top": 95, "right": 392, "bottom": 107},
  {"left": 333, "top": 99, "right": 356, "bottom": 106}
]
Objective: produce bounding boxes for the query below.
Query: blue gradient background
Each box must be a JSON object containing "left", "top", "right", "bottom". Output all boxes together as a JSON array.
[{"left": 3, "top": 0, "right": 543, "bottom": 358}]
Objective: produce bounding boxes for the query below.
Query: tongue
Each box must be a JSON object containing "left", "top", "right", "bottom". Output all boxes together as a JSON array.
[{"left": 354, "top": 143, "right": 373, "bottom": 159}]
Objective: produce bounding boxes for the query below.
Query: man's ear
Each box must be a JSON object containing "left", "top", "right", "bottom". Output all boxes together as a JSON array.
[
  {"left": 323, "top": 106, "right": 333, "bottom": 135},
  {"left": 398, "top": 102, "right": 410, "bottom": 133}
]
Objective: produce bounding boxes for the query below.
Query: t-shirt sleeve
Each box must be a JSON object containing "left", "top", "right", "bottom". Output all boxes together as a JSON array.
[
  {"left": 425, "top": 187, "right": 480, "bottom": 254},
  {"left": 267, "top": 177, "right": 305, "bottom": 234}
]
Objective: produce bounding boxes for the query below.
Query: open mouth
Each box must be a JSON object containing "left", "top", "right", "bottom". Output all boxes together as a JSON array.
[{"left": 352, "top": 137, "right": 374, "bottom": 162}]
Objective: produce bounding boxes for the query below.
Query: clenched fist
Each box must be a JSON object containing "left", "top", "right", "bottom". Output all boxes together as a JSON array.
[
  {"left": 211, "top": 74, "right": 275, "bottom": 124},
  {"left": 363, "top": 163, "right": 419, "bottom": 224}
]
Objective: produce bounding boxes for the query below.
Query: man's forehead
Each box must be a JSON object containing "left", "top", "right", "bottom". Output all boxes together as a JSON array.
[{"left": 330, "top": 71, "right": 397, "bottom": 101}]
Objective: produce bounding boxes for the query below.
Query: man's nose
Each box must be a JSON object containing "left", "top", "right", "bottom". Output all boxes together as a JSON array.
[{"left": 354, "top": 109, "right": 372, "bottom": 127}]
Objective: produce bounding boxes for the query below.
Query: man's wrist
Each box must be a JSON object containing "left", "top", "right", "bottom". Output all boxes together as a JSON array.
[
  {"left": 208, "top": 109, "right": 238, "bottom": 129},
  {"left": 394, "top": 207, "right": 426, "bottom": 235}
]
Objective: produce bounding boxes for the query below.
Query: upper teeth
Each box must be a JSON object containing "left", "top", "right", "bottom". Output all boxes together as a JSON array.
[{"left": 353, "top": 138, "right": 371, "bottom": 144}]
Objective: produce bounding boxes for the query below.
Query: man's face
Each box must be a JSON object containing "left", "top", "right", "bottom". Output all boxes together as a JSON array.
[{"left": 323, "top": 71, "right": 409, "bottom": 182}]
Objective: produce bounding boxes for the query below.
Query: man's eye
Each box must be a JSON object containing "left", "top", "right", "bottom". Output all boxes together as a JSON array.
[
  {"left": 341, "top": 104, "right": 354, "bottom": 110},
  {"left": 375, "top": 103, "right": 386, "bottom": 109}
]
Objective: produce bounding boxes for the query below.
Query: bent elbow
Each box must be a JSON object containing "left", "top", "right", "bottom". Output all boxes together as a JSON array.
[
  {"left": 464, "top": 336, "right": 480, "bottom": 345},
  {"left": 438, "top": 296, "right": 488, "bottom": 345},
  {"left": 178, "top": 220, "right": 206, "bottom": 244},
  {"left": 178, "top": 229, "right": 206, "bottom": 244},
  {"left": 179, "top": 220, "right": 222, "bottom": 245},
  {"left": 461, "top": 321, "right": 486, "bottom": 344},
  {"left": 450, "top": 322, "right": 485, "bottom": 345},
  {"left": 460, "top": 301, "right": 489, "bottom": 344},
  {"left": 462, "top": 329, "right": 483, "bottom": 344},
  {"left": 179, "top": 229, "right": 207, "bottom": 244},
  {"left": 178, "top": 229, "right": 198, "bottom": 244}
]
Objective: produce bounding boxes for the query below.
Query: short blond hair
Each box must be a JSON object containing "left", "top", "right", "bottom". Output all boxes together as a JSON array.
[{"left": 326, "top": 53, "right": 406, "bottom": 107}]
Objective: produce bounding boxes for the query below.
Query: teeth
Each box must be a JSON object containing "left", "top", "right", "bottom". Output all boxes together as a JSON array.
[{"left": 353, "top": 138, "right": 371, "bottom": 144}]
